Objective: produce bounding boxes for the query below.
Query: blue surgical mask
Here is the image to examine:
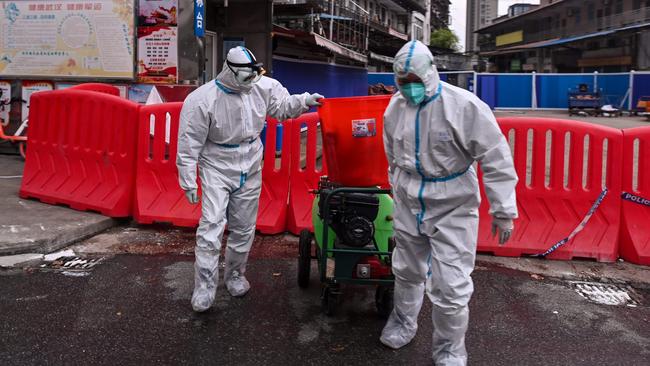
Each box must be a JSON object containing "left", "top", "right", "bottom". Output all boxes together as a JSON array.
[{"left": 400, "top": 83, "right": 426, "bottom": 105}]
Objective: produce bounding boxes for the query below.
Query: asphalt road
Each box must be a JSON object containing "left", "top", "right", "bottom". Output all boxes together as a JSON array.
[{"left": 1, "top": 253, "right": 649, "bottom": 366}]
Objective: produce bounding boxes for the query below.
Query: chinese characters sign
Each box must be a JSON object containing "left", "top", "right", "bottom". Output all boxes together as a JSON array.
[
  {"left": 0, "top": 0, "right": 135, "bottom": 79},
  {"left": 194, "top": 0, "right": 203, "bottom": 37},
  {"left": 138, "top": 0, "right": 176, "bottom": 27},
  {"left": 137, "top": 26, "right": 177, "bottom": 83}
]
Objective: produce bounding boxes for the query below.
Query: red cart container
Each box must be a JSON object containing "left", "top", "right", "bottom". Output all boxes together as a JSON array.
[{"left": 317, "top": 96, "right": 391, "bottom": 187}]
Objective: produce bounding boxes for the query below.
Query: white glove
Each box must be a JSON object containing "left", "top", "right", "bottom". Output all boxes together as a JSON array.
[
  {"left": 491, "top": 217, "right": 514, "bottom": 245},
  {"left": 306, "top": 93, "right": 324, "bottom": 107},
  {"left": 184, "top": 188, "right": 200, "bottom": 205}
]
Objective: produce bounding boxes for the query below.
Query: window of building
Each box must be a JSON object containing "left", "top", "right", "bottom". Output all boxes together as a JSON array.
[
  {"left": 615, "top": 0, "right": 623, "bottom": 13},
  {"left": 562, "top": 18, "right": 567, "bottom": 27},
  {"left": 588, "top": 5, "right": 595, "bottom": 20},
  {"left": 597, "top": 9, "right": 603, "bottom": 18},
  {"left": 575, "top": 9, "right": 582, "bottom": 24},
  {"left": 633, "top": 0, "right": 641, "bottom": 10},
  {"left": 604, "top": 6, "right": 611, "bottom": 16},
  {"left": 607, "top": 38, "right": 616, "bottom": 48}
]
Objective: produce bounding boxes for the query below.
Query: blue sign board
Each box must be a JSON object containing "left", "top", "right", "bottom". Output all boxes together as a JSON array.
[{"left": 194, "top": 0, "right": 205, "bottom": 37}]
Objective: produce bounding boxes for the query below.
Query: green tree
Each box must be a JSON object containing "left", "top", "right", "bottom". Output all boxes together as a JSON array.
[{"left": 430, "top": 28, "right": 460, "bottom": 51}]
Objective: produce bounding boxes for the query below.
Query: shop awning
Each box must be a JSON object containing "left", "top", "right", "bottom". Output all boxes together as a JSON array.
[
  {"left": 483, "top": 21, "right": 650, "bottom": 56},
  {"left": 369, "top": 52, "right": 394, "bottom": 64},
  {"left": 312, "top": 33, "right": 368, "bottom": 63}
]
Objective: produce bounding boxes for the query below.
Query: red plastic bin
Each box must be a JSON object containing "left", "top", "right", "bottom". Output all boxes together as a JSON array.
[{"left": 317, "top": 96, "right": 391, "bottom": 187}]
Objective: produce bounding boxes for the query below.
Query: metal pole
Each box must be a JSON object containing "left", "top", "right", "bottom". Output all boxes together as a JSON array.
[
  {"left": 472, "top": 71, "right": 477, "bottom": 95},
  {"left": 330, "top": 0, "right": 334, "bottom": 41},
  {"left": 197, "top": 36, "right": 205, "bottom": 85},
  {"left": 629, "top": 70, "right": 635, "bottom": 111},
  {"left": 594, "top": 71, "right": 598, "bottom": 93},
  {"left": 531, "top": 71, "right": 537, "bottom": 110}
]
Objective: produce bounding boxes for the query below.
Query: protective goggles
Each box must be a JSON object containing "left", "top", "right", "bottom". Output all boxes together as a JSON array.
[
  {"left": 395, "top": 72, "right": 423, "bottom": 86},
  {"left": 227, "top": 49, "right": 266, "bottom": 82}
]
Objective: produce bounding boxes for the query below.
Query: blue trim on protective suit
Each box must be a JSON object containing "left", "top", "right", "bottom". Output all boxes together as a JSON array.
[
  {"left": 232, "top": 172, "right": 248, "bottom": 194},
  {"left": 404, "top": 41, "right": 417, "bottom": 73},
  {"left": 215, "top": 80, "right": 236, "bottom": 94},
  {"left": 240, "top": 46, "right": 254, "bottom": 62},
  {"left": 414, "top": 83, "right": 449, "bottom": 234},
  {"left": 216, "top": 137, "right": 258, "bottom": 148}
]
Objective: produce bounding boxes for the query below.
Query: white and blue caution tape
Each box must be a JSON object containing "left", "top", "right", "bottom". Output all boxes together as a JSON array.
[
  {"left": 621, "top": 192, "right": 650, "bottom": 208},
  {"left": 534, "top": 188, "right": 609, "bottom": 258}
]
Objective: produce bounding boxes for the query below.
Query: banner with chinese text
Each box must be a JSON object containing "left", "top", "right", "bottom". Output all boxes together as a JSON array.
[{"left": 0, "top": 1, "right": 135, "bottom": 79}]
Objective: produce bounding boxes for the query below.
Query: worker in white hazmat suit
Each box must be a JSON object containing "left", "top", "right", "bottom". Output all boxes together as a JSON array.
[
  {"left": 177, "top": 46, "right": 323, "bottom": 312},
  {"left": 381, "top": 40, "right": 518, "bottom": 365}
]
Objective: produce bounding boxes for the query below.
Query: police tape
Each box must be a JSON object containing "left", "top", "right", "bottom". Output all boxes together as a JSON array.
[
  {"left": 621, "top": 192, "right": 650, "bottom": 207},
  {"left": 534, "top": 188, "right": 609, "bottom": 258}
]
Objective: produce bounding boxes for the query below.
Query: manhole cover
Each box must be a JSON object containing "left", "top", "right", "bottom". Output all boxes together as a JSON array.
[
  {"left": 39, "top": 256, "right": 104, "bottom": 271},
  {"left": 570, "top": 281, "right": 643, "bottom": 306}
]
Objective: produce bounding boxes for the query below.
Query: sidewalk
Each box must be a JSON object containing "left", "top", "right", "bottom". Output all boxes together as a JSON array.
[
  {"left": 0, "top": 154, "right": 117, "bottom": 256},
  {"left": 494, "top": 109, "right": 650, "bottom": 129}
]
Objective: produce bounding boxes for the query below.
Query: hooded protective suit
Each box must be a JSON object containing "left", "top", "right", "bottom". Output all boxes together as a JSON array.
[
  {"left": 380, "top": 41, "right": 518, "bottom": 365},
  {"left": 177, "top": 47, "right": 321, "bottom": 312}
]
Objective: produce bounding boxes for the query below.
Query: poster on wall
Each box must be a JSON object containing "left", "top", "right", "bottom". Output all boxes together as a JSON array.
[
  {"left": 0, "top": 81, "right": 10, "bottom": 125},
  {"left": 0, "top": 0, "right": 135, "bottom": 79},
  {"left": 128, "top": 83, "right": 154, "bottom": 104},
  {"left": 138, "top": 0, "right": 176, "bottom": 27},
  {"left": 21, "top": 81, "right": 53, "bottom": 120},
  {"left": 137, "top": 26, "right": 177, "bottom": 83}
]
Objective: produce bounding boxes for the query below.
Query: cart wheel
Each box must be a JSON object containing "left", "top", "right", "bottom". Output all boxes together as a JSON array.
[
  {"left": 298, "top": 230, "right": 312, "bottom": 288},
  {"left": 321, "top": 285, "right": 339, "bottom": 316},
  {"left": 375, "top": 285, "right": 394, "bottom": 318},
  {"left": 18, "top": 142, "right": 26, "bottom": 160}
]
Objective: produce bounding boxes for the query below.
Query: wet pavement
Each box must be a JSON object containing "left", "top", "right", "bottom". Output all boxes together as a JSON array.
[{"left": 1, "top": 237, "right": 649, "bottom": 366}]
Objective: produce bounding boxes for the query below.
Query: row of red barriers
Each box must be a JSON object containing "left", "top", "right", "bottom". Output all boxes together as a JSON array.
[
  {"left": 477, "top": 118, "right": 623, "bottom": 262},
  {"left": 20, "top": 89, "right": 139, "bottom": 217},
  {"left": 18, "top": 87, "right": 650, "bottom": 265}
]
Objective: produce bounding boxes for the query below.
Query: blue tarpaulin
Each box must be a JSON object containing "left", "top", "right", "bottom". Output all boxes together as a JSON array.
[
  {"left": 273, "top": 58, "right": 368, "bottom": 98},
  {"left": 536, "top": 74, "right": 594, "bottom": 109},
  {"left": 632, "top": 73, "right": 650, "bottom": 110}
]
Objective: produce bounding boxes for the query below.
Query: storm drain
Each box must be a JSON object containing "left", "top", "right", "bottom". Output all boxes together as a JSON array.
[
  {"left": 39, "top": 256, "right": 104, "bottom": 271},
  {"left": 570, "top": 281, "right": 643, "bottom": 307}
]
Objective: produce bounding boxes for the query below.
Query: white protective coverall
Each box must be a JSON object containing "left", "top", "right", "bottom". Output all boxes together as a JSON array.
[
  {"left": 380, "top": 41, "right": 518, "bottom": 365},
  {"left": 177, "top": 47, "right": 321, "bottom": 312}
]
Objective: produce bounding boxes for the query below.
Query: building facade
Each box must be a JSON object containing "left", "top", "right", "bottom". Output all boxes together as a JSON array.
[
  {"left": 273, "top": 0, "right": 433, "bottom": 71},
  {"left": 465, "top": 0, "right": 498, "bottom": 53},
  {"left": 476, "top": 0, "right": 650, "bottom": 72}
]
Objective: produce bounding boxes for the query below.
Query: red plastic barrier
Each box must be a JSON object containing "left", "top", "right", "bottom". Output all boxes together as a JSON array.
[
  {"left": 477, "top": 118, "right": 623, "bottom": 262},
  {"left": 318, "top": 96, "right": 391, "bottom": 187},
  {"left": 133, "top": 103, "right": 201, "bottom": 226},
  {"left": 286, "top": 112, "right": 327, "bottom": 235},
  {"left": 620, "top": 127, "right": 650, "bottom": 265},
  {"left": 256, "top": 118, "right": 292, "bottom": 234},
  {"left": 69, "top": 83, "right": 120, "bottom": 96},
  {"left": 19, "top": 90, "right": 139, "bottom": 217}
]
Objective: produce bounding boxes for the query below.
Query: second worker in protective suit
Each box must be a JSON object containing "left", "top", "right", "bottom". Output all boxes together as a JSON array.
[
  {"left": 177, "top": 46, "right": 323, "bottom": 312},
  {"left": 381, "top": 41, "right": 518, "bottom": 365}
]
